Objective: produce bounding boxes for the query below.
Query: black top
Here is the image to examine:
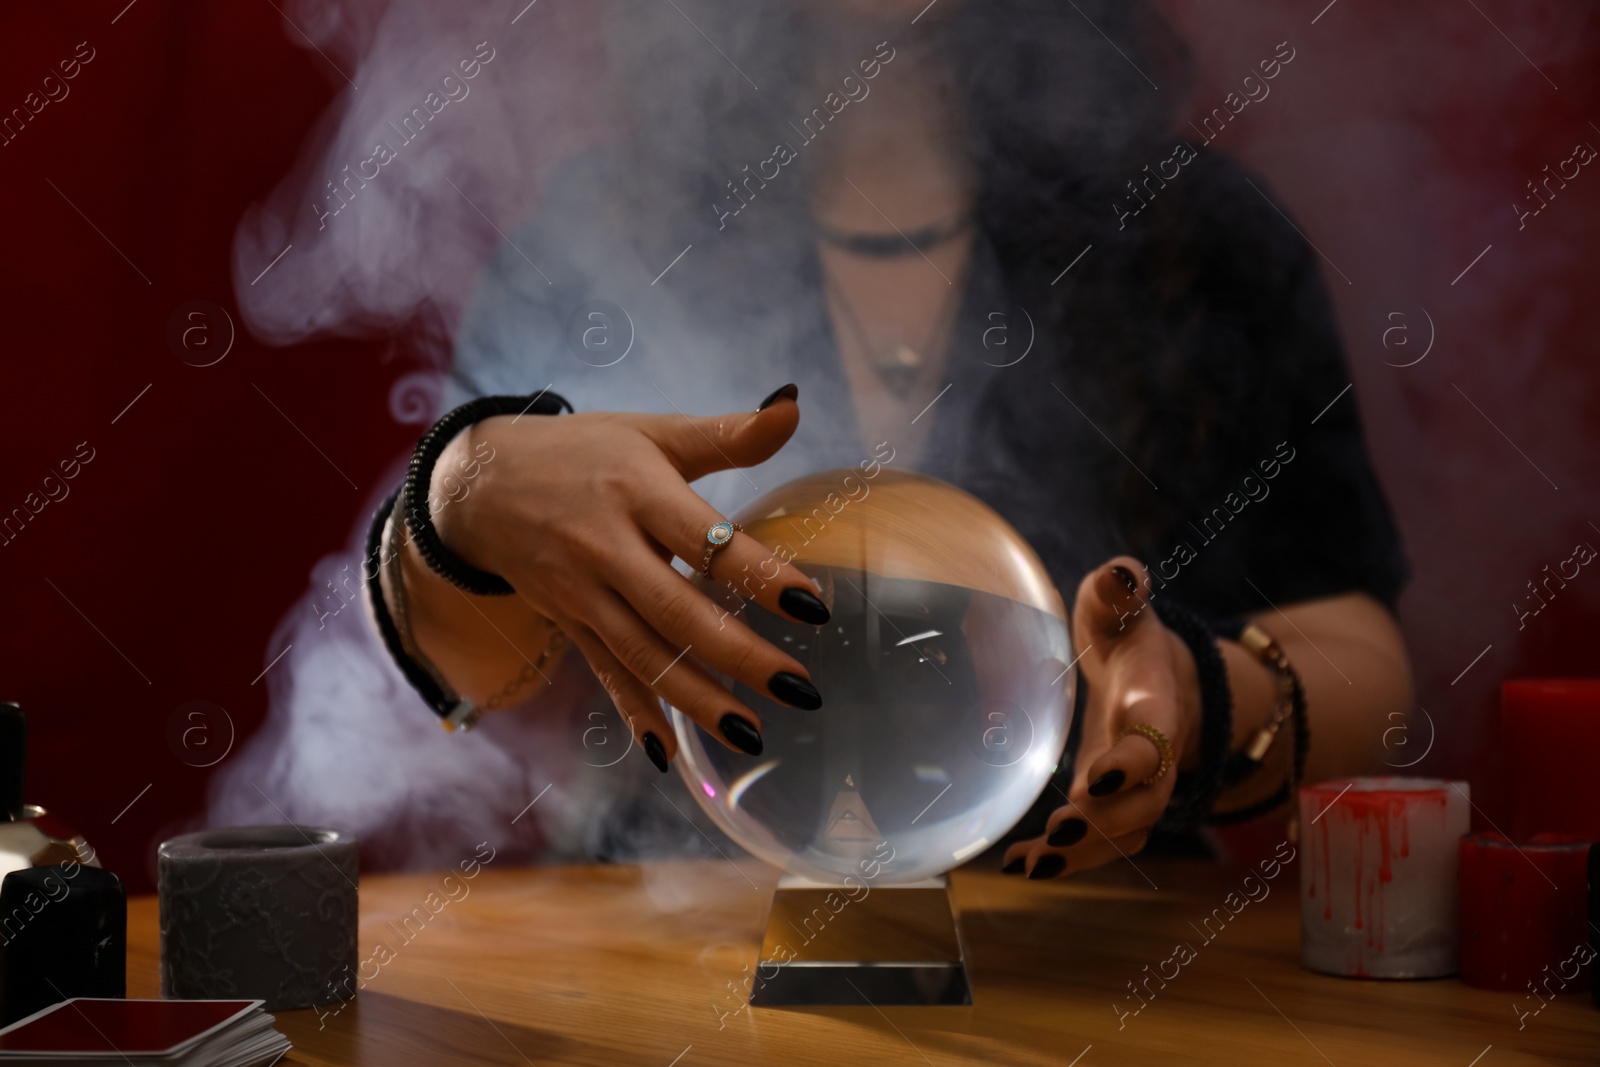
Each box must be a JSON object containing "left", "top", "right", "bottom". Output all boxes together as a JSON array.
[
  {"left": 452, "top": 145, "right": 1408, "bottom": 623},
  {"left": 955, "top": 151, "right": 1412, "bottom": 618}
]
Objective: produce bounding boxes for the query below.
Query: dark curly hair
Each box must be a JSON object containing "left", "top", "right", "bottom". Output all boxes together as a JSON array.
[{"left": 600, "top": 0, "right": 1398, "bottom": 614}]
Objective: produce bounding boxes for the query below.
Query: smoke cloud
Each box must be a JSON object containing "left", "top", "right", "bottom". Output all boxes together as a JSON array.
[{"left": 213, "top": 0, "right": 1600, "bottom": 876}]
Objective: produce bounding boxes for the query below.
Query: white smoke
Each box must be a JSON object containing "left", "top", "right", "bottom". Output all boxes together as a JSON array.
[{"left": 212, "top": 0, "right": 1600, "bottom": 873}]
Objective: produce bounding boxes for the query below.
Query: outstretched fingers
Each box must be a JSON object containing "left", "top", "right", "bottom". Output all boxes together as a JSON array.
[
  {"left": 572, "top": 587, "right": 771, "bottom": 758},
  {"left": 555, "top": 614, "right": 676, "bottom": 774},
  {"left": 603, "top": 541, "right": 822, "bottom": 710},
  {"left": 632, "top": 477, "right": 832, "bottom": 631}
]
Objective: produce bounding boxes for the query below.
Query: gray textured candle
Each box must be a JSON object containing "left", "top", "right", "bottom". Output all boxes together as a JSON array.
[{"left": 159, "top": 825, "right": 358, "bottom": 1011}]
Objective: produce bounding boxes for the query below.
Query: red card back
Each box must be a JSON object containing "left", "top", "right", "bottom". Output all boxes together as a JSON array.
[{"left": 0, "top": 998, "right": 258, "bottom": 1056}]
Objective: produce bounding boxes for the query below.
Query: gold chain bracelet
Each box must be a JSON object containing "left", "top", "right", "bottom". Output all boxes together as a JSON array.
[
  {"left": 1210, "top": 622, "right": 1309, "bottom": 838},
  {"left": 482, "top": 631, "right": 568, "bottom": 712}
]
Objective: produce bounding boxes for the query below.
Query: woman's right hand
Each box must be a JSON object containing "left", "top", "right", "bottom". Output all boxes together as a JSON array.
[{"left": 431, "top": 384, "right": 827, "bottom": 770}]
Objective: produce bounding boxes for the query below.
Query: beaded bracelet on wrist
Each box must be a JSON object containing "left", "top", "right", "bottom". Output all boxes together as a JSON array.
[
  {"left": 366, "top": 484, "right": 569, "bottom": 732},
  {"left": 364, "top": 485, "right": 466, "bottom": 722},
  {"left": 1207, "top": 616, "right": 1310, "bottom": 826},
  {"left": 1152, "top": 597, "right": 1233, "bottom": 833},
  {"left": 403, "top": 391, "right": 572, "bottom": 596}
]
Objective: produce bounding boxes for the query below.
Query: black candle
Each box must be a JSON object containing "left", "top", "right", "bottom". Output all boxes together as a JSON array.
[
  {"left": 0, "top": 863, "right": 126, "bottom": 1024},
  {"left": 159, "top": 825, "right": 358, "bottom": 1011},
  {"left": 0, "top": 703, "right": 25, "bottom": 823},
  {"left": 1590, "top": 842, "right": 1599, "bottom": 1010}
]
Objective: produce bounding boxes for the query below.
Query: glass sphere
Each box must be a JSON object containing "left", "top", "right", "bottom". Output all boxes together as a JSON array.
[{"left": 670, "top": 469, "right": 1075, "bottom": 885}]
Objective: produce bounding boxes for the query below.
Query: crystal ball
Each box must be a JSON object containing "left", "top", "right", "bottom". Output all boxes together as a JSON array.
[{"left": 670, "top": 469, "right": 1075, "bottom": 885}]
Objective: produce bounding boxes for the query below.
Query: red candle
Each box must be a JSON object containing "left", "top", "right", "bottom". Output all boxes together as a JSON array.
[
  {"left": 1503, "top": 679, "right": 1600, "bottom": 840},
  {"left": 1458, "top": 832, "right": 1592, "bottom": 995}
]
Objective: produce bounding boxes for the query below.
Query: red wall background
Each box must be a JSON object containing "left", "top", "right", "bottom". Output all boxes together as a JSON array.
[{"left": 1, "top": 1, "right": 1595, "bottom": 892}]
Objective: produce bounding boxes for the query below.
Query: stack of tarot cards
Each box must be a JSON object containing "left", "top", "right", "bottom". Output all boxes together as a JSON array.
[{"left": 0, "top": 999, "right": 289, "bottom": 1067}]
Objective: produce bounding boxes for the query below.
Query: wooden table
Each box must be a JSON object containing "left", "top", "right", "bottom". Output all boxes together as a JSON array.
[{"left": 126, "top": 858, "right": 1598, "bottom": 1066}]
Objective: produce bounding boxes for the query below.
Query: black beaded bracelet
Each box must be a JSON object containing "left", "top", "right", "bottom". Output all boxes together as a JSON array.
[
  {"left": 1152, "top": 597, "right": 1233, "bottom": 832},
  {"left": 403, "top": 391, "right": 572, "bottom": 596},
  {"left": 364, "top": 486, "right": 463, "bottom": 720}
]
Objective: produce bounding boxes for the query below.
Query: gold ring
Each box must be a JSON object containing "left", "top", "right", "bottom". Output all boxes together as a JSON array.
[
  {"left": 699, "top": 520, "right": 742, "bottom": 578},
  {"left": 1121, "top": 723, "right": 1174, "bottom": 785}
]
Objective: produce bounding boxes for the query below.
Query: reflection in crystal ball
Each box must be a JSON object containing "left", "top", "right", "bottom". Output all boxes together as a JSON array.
[{"left": 670, "top": 469, "right": 1075, "bottom": 885}]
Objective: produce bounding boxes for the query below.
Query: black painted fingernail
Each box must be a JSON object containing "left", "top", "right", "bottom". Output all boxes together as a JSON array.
[
  {"left": 778, "top": 587, "right": 830, "bottom": 625},
  {"left": 1047, "top": 818, "right": 1088, "bottom": 848},
  {"left": 1028, "top": 854, "right": 1066, "bottom": 880},
  {"left": 1112, "top": 565, "right": 1138, "bottom": 594},
  {"left": 1001, "top": 857, "right": 1026, "bottom": 875},
  {"left": 757, "top": 383, "right": 799, "bottom": 411},
  {"left": 642, "top": 732, "right": 669, "bottom": 774},
  {"left": 1089, "top": 769, "right": 1126, "bottom": 797},
  {"left": 718, "top": 714, "right": 763, "bottom": 755},
  {"left": 768, "top": 671, "right": 822, "bottom": 710}
]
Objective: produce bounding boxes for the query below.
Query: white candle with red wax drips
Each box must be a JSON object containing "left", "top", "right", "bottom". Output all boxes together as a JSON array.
[{"left": 1298, "top": 777, "right": 1470, "bottom": 978}]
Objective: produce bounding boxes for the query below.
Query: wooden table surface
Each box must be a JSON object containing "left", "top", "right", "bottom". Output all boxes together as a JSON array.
[{"left": 126, "top": 857, "right": 1598, "bottom": 1067}]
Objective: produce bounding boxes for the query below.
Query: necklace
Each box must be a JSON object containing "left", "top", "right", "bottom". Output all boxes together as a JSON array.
[
  {"left": 821, "top": 259, "right": 966, "bottom": 398},
  {"left": 814, "top": 211, "right": 974, "bottom": 259}
]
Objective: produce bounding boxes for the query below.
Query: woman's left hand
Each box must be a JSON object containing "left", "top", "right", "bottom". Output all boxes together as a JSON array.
[{"left": 1001, "top": 557, "right": 1202, "bottom": 879}]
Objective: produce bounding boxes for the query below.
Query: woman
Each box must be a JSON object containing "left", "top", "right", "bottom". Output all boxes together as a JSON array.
[{"left": 227, "top": 0, "right": 1412, "bottom": 877}]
